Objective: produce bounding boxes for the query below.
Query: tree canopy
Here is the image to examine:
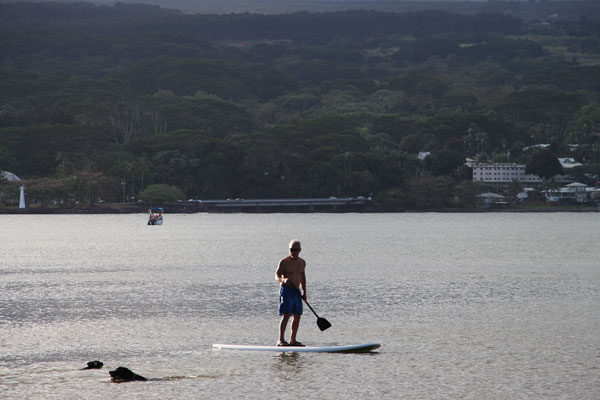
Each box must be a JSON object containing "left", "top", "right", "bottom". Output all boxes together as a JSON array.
[
  {"left": 526, "top": 149, "right": 565, "bottom": 179},
  {"left": 1, "top": 2, "right": 599, "bottom": 209}
]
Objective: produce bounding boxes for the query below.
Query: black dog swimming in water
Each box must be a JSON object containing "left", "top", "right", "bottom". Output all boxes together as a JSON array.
[
  {"left": 109, "top": 367, "right": 147, "bottom": 382},
  {"left": 82, "top": 360, "right": 103, "bottom": 369}
]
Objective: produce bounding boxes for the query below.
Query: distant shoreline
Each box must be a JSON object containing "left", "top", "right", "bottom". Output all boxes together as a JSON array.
[{"left": 1, "top": 204, "right": 598, "bottom": 214}]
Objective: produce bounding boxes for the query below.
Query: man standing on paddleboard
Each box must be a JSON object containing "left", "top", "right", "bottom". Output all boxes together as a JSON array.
[{"left": 275, "top": 239, "right": 307, "bottom": 346}]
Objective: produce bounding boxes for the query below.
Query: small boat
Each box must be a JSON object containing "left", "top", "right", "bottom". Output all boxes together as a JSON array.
[{"left": 147, "top": 207, "right": 164, "bottom": 225}]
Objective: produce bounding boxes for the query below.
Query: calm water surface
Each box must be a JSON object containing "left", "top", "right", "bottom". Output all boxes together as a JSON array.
[{"left": 0, "top": 213, "right": 598, "bottom": 399}]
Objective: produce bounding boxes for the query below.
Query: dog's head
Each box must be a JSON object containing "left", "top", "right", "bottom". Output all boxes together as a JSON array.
[
  {"left": 109, "top": 367, "right": 147, "bottom": 382},
  {"left": 83, "top": 360, "right": 103, "bottom": 369}
]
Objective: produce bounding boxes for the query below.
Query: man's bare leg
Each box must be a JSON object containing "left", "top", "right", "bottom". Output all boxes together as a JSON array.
[
  {"left": 289, "top": 314, "right": 301, "bottom": 344},
  {"left": 279, "top": 314, "right": 291, "bottom": 344}
]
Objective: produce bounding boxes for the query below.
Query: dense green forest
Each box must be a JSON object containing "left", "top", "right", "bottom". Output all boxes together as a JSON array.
[
  {"left": 3, "top": 0, "right": 600, "bottom": 19},
  {"left": 1, "top": 2, "right": 600, "bottom": 209}
]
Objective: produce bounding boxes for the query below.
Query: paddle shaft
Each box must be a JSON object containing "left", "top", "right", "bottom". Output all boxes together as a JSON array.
[
  {"left": 294, "top": 287, "right": 320, "bottom": 318},
  {"left": 289, "top": 285, "right": 332, "bottom": 331}
]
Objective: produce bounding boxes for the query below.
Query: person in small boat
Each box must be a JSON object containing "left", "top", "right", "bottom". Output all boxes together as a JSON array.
[
  {"left": 275, "top": 239, "right": 307, "bottom": 347},
  {"left": 148, "top": 209, "right": 157, "bottom": 225}
]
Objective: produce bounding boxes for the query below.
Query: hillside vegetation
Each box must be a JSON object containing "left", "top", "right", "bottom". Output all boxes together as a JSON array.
[{"left": 1, "top": 2, "right": 599, "bottom": 209}]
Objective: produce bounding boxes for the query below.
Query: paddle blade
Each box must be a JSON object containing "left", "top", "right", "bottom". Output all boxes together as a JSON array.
[{"left": 317, "top": 317, "right": 332, "bottom": 331}]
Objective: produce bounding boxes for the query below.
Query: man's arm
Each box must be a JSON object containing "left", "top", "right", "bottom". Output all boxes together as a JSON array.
[
  {"left": 275, "top": 260, "right": 287, "bottom": 285},
  {"left": 300, "top": 265, "right": 307, "bottom": 300}
]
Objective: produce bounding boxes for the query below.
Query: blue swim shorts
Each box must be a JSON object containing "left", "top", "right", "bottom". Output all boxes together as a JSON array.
[{"left": 279, "top": 285, "right": 303, "bottom": 316}]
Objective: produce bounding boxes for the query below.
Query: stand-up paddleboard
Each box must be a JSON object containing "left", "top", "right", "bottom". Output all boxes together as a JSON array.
[{"left": 212, "top": 343, "right": 380, "bottom": 353}]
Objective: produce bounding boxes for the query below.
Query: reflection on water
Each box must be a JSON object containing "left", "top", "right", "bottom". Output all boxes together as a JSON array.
[
  {"left": 274, "top": 352, "right": 303, "bottom": 371},
  {"left": 1, "top": 213, "right": 599, "bottom": 399}
]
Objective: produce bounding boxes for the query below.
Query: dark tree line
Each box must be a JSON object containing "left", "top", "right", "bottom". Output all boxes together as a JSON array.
[{"left": 1, "top": 3, "right": 599, "bottom": 208}]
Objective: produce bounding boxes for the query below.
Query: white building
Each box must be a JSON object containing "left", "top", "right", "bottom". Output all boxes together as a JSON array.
[
  {"left": 470, "top": 162, "right": 543, "bottom": 185},
  {"left": 544, "top": 182, "right": 599, "bottom": 203},
  {"left": 475, "top": 192, "right": 506, "bottom": 209},
  {"left": 516, "top": 187, "right": 537, "bottom": 201},
  {"left": 523, "top": 144, "right": 550, "bottom": 152},
  {"left": 0, "top": 171, "right": 25, "bottom": 208},
  {"left": 417, "top": 152, "right": 431, "bottom": 161},
  {"left": 1, "top": 171, "right": 21, "bottom": 181},
  {"left": 558, "top": 158, "right": 583, "bottom": 169}
]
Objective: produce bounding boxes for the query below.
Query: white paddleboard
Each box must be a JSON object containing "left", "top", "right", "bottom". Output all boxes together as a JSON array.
[{"left": 212, "top": 343, "right": 380, "bottom": 353}]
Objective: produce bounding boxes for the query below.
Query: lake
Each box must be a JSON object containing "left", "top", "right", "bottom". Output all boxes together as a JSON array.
[{"left": 1, "top": 213, "right": 598, "bottom": 399}]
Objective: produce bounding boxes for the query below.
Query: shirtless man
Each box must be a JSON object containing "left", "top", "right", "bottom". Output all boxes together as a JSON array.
[{"left": 275, "top": 239, "right": 306, "bottom": 346}]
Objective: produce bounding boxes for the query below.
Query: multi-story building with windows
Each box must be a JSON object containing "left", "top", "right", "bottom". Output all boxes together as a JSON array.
[{"left": 468, "top": 161, "right": 543, "bottom": 186}]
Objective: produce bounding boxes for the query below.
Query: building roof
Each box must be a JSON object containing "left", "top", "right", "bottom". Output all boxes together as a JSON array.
[
  {"left": 418, "top": 152, "right": 431, "bottom": 161},
  {"left": 566, "top": 182, "right": 587, "bottom": 187},
  {"left": 558, "top": 158, "right": 583, "bottom": 168},
  {"left": 1, "top": 171, "right": 21, "bottom": 181},
  {"left": 476, "top": 193, "right": 505, "bottom": 199},
  {"left": 523, "top": 144, "right": 550, "bottom": 151}
]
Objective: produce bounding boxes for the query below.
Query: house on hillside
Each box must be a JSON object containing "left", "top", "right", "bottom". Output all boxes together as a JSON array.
[
  {"left": 1, "top": 171, "right": 21, "bottom": 181},
  {"left": 475, "top": 192, "right": 507, "bottom": 209},
  {"left": 543, "top": 182, "right": 597, "bottom": 203},
  {"left": 523, "top": 144, "right": 551, "bottom": 152},
  {"left": 558, "top": 158, "right": 583, "bottom": 169},
  {"left": 417, "top": 152, "right": 431, "bottom": 161},
  {"left": 516, "top": 188, "right": 537, "bottom": 202},
  {"left": 1, "top": 171, "right": 24, "bottom": 208}
]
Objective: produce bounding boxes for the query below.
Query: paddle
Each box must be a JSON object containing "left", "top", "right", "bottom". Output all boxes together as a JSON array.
[{"left": 295, "top": 287, "right": 332, "bottom": 331}]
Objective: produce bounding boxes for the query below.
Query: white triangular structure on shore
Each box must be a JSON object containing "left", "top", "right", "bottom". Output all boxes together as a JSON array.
[{"left": 19, "top": 185, "right": 25, "bottom": 208}]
